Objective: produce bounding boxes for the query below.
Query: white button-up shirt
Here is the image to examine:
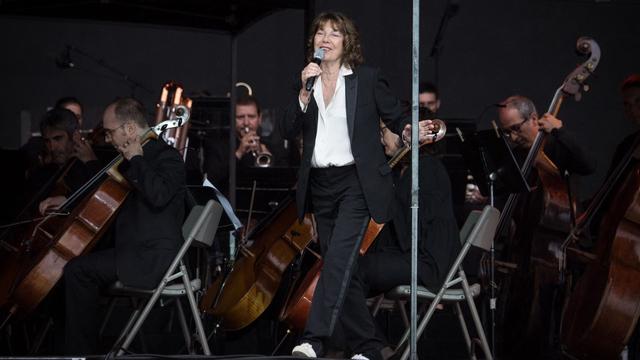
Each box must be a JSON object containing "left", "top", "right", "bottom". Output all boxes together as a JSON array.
[{"left": 300, "top": 65, "right": 355, "bottom": 168}]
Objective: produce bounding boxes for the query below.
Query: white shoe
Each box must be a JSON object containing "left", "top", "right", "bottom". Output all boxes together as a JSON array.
[
  {"left": 351, "top": 354, "right": 370, "bottom": 360},
  {"left": 292, "top": 343, "right": 317, "bottom": 358}
]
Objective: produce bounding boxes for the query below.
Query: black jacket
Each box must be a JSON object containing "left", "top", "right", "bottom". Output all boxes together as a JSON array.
[
  {"left": 282, "top": 65, "right": 408, "bottom": 222},
  {"left": 385, "top": 154, "right": 461, "bottom": 288},
  {"left": 114, "top": 138, "right": 186, "bottom": 288}
]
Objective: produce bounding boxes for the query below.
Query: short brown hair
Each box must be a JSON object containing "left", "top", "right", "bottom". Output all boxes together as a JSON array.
[
  {"left": 306, "top": 12, "right": 364, "bottom": 69},
  {"left": 236, "top": 95, "right": 261, "bottom": 115},
  {"left": 112, "top": 98, "right": 148, "bottom": 128}
]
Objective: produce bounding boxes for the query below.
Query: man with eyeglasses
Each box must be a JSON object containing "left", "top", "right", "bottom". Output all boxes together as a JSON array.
[
  {"left": 497, "top": 95, "right": 594, "bottom": 175},
  {"left": 62, "top": 98, "right": 187, "bottom": 355},
  {"left": 497, "top": 94, "right": 594, "bottom": 359}
]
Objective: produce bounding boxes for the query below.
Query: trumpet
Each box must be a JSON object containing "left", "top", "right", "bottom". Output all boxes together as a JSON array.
[{"left": 243, "top": 126, "right": 272, "bottom": 168}]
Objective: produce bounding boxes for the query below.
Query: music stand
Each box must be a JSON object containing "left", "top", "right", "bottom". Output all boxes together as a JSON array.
[
  {"left": 459, "top": 128, "right": 530, "bottom": 205},
  {"left": 457, "top": 127, "right": 530, "bottom": 354}
]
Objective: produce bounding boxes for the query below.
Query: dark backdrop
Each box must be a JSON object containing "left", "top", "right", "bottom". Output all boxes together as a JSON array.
[{"left": 1, "top": 0, "right": 639, "bottom": 198}]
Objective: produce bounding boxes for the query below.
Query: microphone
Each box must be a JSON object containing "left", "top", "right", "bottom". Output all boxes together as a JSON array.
[{"left": 305, "top": 48, "right": 325, "bottom": 92}]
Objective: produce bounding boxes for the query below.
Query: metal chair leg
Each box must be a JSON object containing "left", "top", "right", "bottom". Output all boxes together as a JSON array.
[
  {"left": 461, "top": 273, "right": 492, "bottom": 360},
  {"left": 454, "top": 302, "right": 474, "bottom": 358},
  {"left": 174, "top": 299, "right": 193, "bottom": 354},
  {"left": 181, "top": 262, "right": 211, "bottom": 355}
]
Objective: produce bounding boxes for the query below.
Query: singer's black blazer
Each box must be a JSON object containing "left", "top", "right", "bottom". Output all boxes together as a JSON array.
[{"left": 283, "top": 65, "right": 409, "bottom": 223}]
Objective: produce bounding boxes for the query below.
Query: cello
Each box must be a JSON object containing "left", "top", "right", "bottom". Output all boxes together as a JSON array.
[
  {"left": 497, "top": 37, "right": 600, "bottom": 357},
  {"left": 561, "top": 134, "right": 640, "bottom": 359},
  {"left": 199, "top": 196, "right": 316, "bottom": 331},
  {"left": 0, "top": 112, "right": 190, "bottom": 325}
]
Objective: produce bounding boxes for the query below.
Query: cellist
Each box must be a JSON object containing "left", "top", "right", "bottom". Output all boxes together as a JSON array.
[
  {"left": 25, "top": 108, "right": 100, "bottom": 213},
  {"left": 62, "top": 98, "right": 187, "bottom": 355}
]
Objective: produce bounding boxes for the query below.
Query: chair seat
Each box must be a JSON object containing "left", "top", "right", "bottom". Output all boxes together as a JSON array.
[
  {"left": 108, "top": 279, "right": 202, "bottom": 297},
  {"left": 385, "top": 283, "right": 481, "bottom": 302}
]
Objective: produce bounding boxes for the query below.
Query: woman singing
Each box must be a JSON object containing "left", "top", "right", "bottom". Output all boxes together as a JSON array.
[{"left": 283, "top": 11, "right": 434, "bottom": 360}]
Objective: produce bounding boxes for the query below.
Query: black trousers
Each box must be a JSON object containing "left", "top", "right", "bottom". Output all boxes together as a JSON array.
[
  {"left": 341, "top": 249, "right": 426, "bottom": 359},
  {"left": 302, "top": 165, "right": 370, "bottom": 356},
  {"left": 64, "top": 249, "right": 117, "bottom": 355}
]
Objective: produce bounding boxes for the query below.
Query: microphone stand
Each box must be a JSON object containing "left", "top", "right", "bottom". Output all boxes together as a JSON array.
[{"left": 63, "top": 45, "right": 153, "bottom": 97}]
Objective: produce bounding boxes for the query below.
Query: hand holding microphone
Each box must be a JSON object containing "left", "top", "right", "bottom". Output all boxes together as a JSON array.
[{"left": 299, "top": 48, "right": 325, "bottom": 105}]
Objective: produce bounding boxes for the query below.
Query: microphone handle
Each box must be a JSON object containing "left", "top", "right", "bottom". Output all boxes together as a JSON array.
[
  {"left": 305, "top": 76, "right": 317, "bottom": 92},
  {"left": 304, "top": 57, "right": 323, "bottom": 92}
]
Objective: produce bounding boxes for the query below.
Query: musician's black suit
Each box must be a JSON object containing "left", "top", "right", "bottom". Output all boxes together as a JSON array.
[
  {"left": 63, "top": 138, "right": 186, "bottom": 355},
  {"left": 282, "top": 65, "right": 409, "bottom": 356}
]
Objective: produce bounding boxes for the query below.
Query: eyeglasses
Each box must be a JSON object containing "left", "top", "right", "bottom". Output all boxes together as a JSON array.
[
  {"left": 501, "top": 118, "right": 529, "bottom": 137},
  {"left": 103, "top": 123, "right": 127, "bottom": 140}
]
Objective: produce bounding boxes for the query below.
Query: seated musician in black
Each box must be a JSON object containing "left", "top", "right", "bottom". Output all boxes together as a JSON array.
[
  {"left": 21, "top": 96, "right": 87, "bottom": 172},
  {"left": 62, "top": 98, "right": 187, "bottom": 355},
  {"left": 496, "top": 95, "right": 595, "bottom": 358},
  {"left": 336, "top": 123, "right": 460, "bottom": 360},
  {"left": 24, "top": 108, "right": 100, "bottom": 214},
  {"left": 497, "top": 95, "right": 595, "bottom": 177}
]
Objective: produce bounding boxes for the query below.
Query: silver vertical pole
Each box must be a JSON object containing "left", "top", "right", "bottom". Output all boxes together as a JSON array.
[
  {"left": 229, "top": 35, "right": 238, "bottom": 260},
  {"left": 410, "top": 0, "right": 420, "bottom": 359}
]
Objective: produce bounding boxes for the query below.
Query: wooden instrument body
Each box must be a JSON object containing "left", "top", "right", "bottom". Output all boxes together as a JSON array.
[
  {"left": 278, "top": 257, "right": 322, "bottom": 331},
  {"left": 3, "top": 177, "right": 128, "bottom": 316},
  {"left": 1, "top": 119, "right": 188, "bottom": 319},
  {"left": 200, "top": 201, "right": 314, "bottom": 331},
  {"left": 500, "top": 156, "right": 574, "bottom": 356},
  {"left": 562, "top": 162, "right": 640, "bottom": 359}
]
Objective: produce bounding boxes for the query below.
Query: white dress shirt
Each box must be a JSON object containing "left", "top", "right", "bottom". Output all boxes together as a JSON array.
[{"left": 299, "top": 65, "right": 355, "bottom": 168}]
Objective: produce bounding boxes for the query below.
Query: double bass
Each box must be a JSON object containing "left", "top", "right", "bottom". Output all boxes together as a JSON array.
[
  {"left": 561, "top": 134, "right": 640, "bottom": 359},
  {"left": 498, "top": 37, "right": 600, "bottom": 357},
  {"left": 0, "top": 112, "right": 190, "bottom": 325}
]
